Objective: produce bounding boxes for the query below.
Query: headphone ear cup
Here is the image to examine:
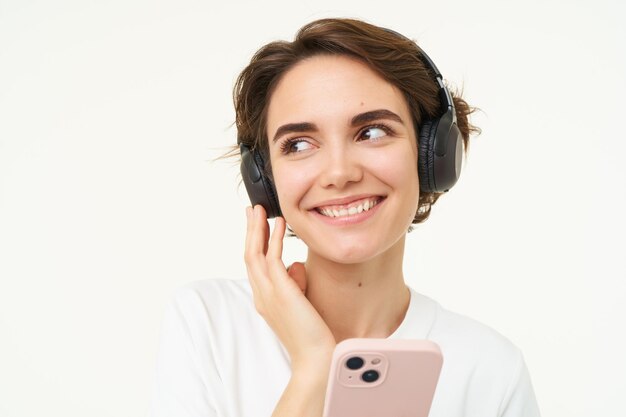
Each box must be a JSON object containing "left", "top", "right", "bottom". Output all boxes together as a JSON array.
[
  {"left": 418, "top": 119, "right": 438, "bottom": 193},
  {"left": 239, "top": 144, "right": 282, "bottom": 218},
  {"left": 252, "top": 149, "right": 282, "bottom": 218},
  {"left": 418, "top": 115, "right": 463, "bottom": 193}
]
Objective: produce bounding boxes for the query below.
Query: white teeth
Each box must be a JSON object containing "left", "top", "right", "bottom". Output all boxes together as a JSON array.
[{"left": 317, "top": 198, "right": 380, "bottom": 218}]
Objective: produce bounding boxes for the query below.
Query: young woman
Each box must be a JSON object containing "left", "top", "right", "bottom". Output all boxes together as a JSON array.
[{"left": 149, "top": 18, "right": 541, "bottom": 417}]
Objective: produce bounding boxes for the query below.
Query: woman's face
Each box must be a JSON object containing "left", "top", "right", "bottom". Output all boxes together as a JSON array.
[{"left": 266, "top": 54, "right": 419, "bottom": 264}]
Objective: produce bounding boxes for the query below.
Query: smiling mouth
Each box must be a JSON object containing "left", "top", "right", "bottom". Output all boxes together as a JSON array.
[{"left": 314, "top": 197, "right": 384, "bottom": 218}]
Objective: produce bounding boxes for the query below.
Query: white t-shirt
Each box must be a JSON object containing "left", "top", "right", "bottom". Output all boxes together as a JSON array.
[{"left": 148, "top": 278, "right": 541, "bottom": 417}]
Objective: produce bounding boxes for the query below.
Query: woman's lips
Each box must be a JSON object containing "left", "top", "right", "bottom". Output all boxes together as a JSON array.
[
  {"left": 311, "top": 197, "right": 386, "bottom": 225},
  {"left": 315, "top": 196, "right": 382, "bottom": 218}
]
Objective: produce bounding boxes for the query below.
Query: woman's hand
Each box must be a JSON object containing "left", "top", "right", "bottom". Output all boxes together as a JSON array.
[{"left": 244, "top": 205, "right": 336, "bottom": 369}]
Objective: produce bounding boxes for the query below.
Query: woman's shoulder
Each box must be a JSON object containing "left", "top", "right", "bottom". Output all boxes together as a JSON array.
[
  {"left": 406, "top": 288, "right": 520, "bottom": 357},
  {"left": 434, "top": 302, "right": 521, "bottom": 357},
  {"left": 410, "top": 293, "right": 539, "bottom": 416},
  {"left": 163, "top": 278, "right": 257, "bottom": 328},
  {"left": 168, "top": 277, "right": 252, "bottom": 306},
  {"left": 419, "top": 292, "right": 526, "bottom": 385}
]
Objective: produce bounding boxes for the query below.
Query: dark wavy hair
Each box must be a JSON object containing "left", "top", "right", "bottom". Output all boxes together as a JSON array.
[{"left": 231, "top": 17, "right": 480, "bottom": 225}]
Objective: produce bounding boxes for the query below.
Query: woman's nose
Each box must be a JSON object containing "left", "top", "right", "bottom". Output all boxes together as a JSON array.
[{"left": 317, "top": 144, "right": 363, "bottom": 189}]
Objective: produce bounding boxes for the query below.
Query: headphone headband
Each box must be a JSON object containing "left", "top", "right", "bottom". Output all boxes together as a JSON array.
[{"left": 382, "top": 28, "right": 456, "bottom": 123}]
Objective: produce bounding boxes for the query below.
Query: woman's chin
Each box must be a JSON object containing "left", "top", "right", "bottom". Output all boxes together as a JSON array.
[{"left": 305, "top": 238, "right": 401, "bottom": 266}]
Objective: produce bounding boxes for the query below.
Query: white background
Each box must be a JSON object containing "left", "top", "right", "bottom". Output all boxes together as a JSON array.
[{"left": 1, "top": 0, "right": 624, "bottom": 416}]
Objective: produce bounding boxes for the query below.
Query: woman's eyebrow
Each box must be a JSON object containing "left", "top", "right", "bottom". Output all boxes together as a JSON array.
[
  {"left": 272, "top": 122, "right": 317, "bottom": 143},
  {"left": 351, "top": 109, "right": 404, "bottom": 127},
  {"left": 272, "top": 109, "right": 404, "bottom": 143}
]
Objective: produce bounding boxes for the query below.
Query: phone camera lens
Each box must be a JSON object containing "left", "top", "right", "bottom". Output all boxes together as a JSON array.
[
  {"left": 361, "top": 370, "right": 380, "bottom": 383},
  {"left": 346, "top": 357, "right": 364, "bottom": 370}
]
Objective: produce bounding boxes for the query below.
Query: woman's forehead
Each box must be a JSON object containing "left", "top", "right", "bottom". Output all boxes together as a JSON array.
[{"left": 266, "top": 55, "right": 411, "bottom": 131}]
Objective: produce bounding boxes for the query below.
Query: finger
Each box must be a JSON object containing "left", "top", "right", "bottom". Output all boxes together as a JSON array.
[
  {"left": 244, "top": 206, "right": 263, "bottom": 269},
  {"left": 244, "top": 206, "right": 262, "bottom": 288},
  {"left": 251, "top": 205, "right": 270, "bottom": 256},
  {"left": 287, "top": 261, "right": 307, "bottom": 294},
  {"left": 244, "top": 206, "right": 270, "bottom": 295},
  {"left": 244, "top": 206, "right": 254, "bottom": 257},
  {"left": 247, "top": 205, "right": 268, "bottom": 257},
  {"left": 266, "top": 217, "right": 287, "bottom": 284},
  {"left": 267, "top": 216, "right": 286, "bottom": 261},
  {"left": 244, "top": 206, "right": 254, "bottom": 254}
]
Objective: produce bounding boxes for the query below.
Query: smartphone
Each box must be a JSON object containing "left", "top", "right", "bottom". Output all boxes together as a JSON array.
[{"left": 323, "top": 338, "right": 443, "bottom": 417}]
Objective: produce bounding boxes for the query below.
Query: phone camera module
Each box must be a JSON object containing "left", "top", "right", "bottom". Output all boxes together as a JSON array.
[
  {"left": 361, "top": 370, "right": 380, "bottom": 383},
  {"left": 346, "top": 357, "right": 364, "bottom": 370}
]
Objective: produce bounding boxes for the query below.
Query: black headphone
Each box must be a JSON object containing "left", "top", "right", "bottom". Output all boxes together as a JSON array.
[{"left": 239, "top": 29, "right": 463, "bottom": 219}]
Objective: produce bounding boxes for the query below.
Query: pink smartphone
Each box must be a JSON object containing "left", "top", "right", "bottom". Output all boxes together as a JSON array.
[{"left": 323, "top": 338, "right": 443, "bottom": 417}]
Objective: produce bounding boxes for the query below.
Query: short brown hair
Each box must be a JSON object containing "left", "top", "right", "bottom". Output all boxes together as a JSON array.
[{"left": 232, "top": 17, "right": 480, "bottom": 224}]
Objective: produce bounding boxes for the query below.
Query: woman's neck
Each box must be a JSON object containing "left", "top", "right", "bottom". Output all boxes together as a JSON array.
[{"left": 303, "top": 236, "right": 410, "bottom": 344}]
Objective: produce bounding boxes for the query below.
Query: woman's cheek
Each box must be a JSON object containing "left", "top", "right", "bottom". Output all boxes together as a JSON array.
[{"left": 274, "top": 165, "right": 307, "bottom": 214}]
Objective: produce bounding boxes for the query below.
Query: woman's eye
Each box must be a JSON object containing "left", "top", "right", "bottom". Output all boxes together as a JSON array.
[
  {"left": 359, "top": 125, "right": 390, "bottom": 142},
  {"left": 281, "top": 139, "right": 313, "bottom": 154}
]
